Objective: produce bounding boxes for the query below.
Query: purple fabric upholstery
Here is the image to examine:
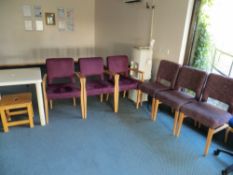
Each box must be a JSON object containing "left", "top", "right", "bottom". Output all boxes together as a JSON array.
[
  {"left": 156, "top": 60, "right": 181, "bottom": 88},
  {"left": 118, "top": 76, "right": 139, "bottom": 91},
  {"left": 139, "top": 60, "right": 180, "bottom": 97},
  {"left": 139, "top": 82, "right": 169, "bottom": 97},
  {"left": 156, "top": 66, "right": 207, "bottom": 110},
  {"left": 86, "top": 80, "right": 114, "bottom": 96},
  {"left": 180, "top": 73, "right": 233, "bottom": 129},
  {"left": 46, "top": 58, "right": 75, "bottom": 85},
  {"left": 45, "top": 58, "right": 80, "bottom": 100},
  {"left": 107, "top": 55, "right": 129, "bottom": 76},
  {"left": 79, "top": 57, "right": 104, "bottom": 80},
  {"left": 107, "top": 55, "right": 140, "bottom": 91},
  {"left": 201, "top": 74, "right": 233, "bottom": 113},
  {"left": 181, "top": 102, "right": 232, "bottom": 129},
  {"left": 47, "top": 83, "right": 80, "bottom": 100},
  {"left": 174, "top": 66, "right": 207, "bottom": 100},
  {"left": 157, "top": 90, "right": 195, "bottom": 109},
  {"left": 79, "top": 57, "right": 115, "bottom": 96}
]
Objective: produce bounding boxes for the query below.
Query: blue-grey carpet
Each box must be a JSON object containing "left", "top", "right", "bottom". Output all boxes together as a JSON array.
[{"left": 0, "top": 94, "right": 233, "bottom": 175}]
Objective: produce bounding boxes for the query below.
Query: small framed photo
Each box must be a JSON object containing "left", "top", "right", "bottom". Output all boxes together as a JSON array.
[{"left": 45, "top": 12, "right": 56, "bottom": 25}]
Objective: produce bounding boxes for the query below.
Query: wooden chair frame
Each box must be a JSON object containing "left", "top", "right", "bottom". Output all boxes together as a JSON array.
[
  {"left": 224, "top": 127, "right": 233, "bottom": 143},
  {"left": 82, "top": 70, "right": 119, "bottom": 119},
  {"left": 42, "top": 73, "right": 85, "bottom": 123},
  {"left": 140, "top": 97, "right": 179, "bottom": 136},
  {"left": 176, "top": 112, "right": 229, "bottom": 156}
]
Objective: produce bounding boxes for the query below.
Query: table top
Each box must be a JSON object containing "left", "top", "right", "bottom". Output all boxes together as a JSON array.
[
  {"left": 0, "top": 68, "right": 42, "bottom": 86},
  {"left": 0, "top": 57, "right": 79, "bottom": 67}
]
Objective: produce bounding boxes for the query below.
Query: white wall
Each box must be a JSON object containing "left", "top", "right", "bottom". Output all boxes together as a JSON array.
[
  {"left": 0, "top": 0, "right": 95, "bottom": 64},
  {"left": 95, "top": 0, "right": 194, "bottom": 79},
  {"left": 0, "top": 0, "right": 193, "bottom": 72},
  {"left": 95, "top": 0, "right": 151, "bottom": 60}
]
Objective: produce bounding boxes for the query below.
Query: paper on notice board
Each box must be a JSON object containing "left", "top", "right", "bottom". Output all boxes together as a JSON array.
[
  {"left": 35, "top": 20, "right": 43, "bottom": 31},
  {"left": 34, "top": 6, "right": 42, "bottom": 17},
  {"left": 22, "top": 5, "right": 32, "bottom": 17},
  {"left": 58, "top": 21, "right": 66, "bottom": 31},
  {"left": 24, "top": 20, "right": 33, "bottom": 31},
  {"left": 58, "top": 8, "right": 65, "bottom": 18}
]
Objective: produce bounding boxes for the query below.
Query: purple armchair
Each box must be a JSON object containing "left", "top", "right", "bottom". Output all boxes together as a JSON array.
[
  {"left": 42, "top": 58, "right": 84, "bottom": 123},
  {"left": 79, "top": 57, "right": 119, "bottom": 119},
  {"left": 176, "top": 74, "right": 233, "bottom": 155},
  {"left": 138, "top": 60, "right": 180, "bottom": 119},
  {"left": 155, "top": 66, "right": 207, "bottom": 135},
  {"left": 107, "top": 55, "right": 144, "bottom": 107}
]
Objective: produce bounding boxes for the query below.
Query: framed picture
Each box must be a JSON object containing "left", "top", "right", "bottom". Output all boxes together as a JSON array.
[{"left": 45, "top": 12, "right": 56, "bottom": 25}]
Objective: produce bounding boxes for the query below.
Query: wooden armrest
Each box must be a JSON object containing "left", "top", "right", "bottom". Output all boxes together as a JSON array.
[
  {"left": 104, "top": 70, "right": 117, "bottom": 76},
  {"left": 75, "top": 72, "right": 85, "bottom": 79},
  {"left": 128, "top": 68, "right": 144, "bottom": 82},
  {"left": 129, "top": 68, "right": 144, "bottom": 74}
]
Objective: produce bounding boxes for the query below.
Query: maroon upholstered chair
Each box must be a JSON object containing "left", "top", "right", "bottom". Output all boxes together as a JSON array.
[
  {"left": 176, "top": 74, "right": 233, "bottom": 155},
  {"left": 107, "top": 55, "right": 144, "bottom": 107},
  {"left": 42, "top": 58, "right": 84, "bottom": 123},
  {"left": 79, "top": 57, "right": 119, "bottom": 119},
  {"left": 138, "top": 60, "right": 180, "bottom": 120},
  {"left": 154, "top": 66, "right": 207, "bottom": 135}
]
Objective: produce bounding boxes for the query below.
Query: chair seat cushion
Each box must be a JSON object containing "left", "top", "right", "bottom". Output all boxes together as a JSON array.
[
  {"left": 180, "top": 102, "right": 232, "bottom": 129},
  {"left": 229, "top": 117, "right": 233, "bottom": 127},
  {"left": 118, "top": 76, "right": 139, "bottom": 91},
  {"left": 86, "top": 80, "right": 114, "bottom": 96},
  {"left": 47, "top": 83, "right": 80, "bottom": 100},
  {"left": 157, "top": 90, "right": 195, "bottom": 110},
  {"left": 139, "top": 82, "right": 169, "bottom": 97}
]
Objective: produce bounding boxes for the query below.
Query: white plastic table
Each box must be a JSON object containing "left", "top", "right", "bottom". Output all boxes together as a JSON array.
[{"left": 0, "top": 68, "right": 46, "bottom": 126}]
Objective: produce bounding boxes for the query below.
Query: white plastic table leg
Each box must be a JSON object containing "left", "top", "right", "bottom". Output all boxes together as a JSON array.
[{"left": 35, "top": 82, "right": 46, "bottom": 126}]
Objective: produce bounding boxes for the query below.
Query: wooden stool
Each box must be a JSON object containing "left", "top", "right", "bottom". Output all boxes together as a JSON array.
[{"left": 0, "top": 93, "right": 34, "bottom": 132}]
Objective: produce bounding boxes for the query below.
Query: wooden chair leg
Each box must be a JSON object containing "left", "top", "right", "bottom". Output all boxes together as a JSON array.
[
  {"left": 176, "top": 112, "right": 185, "bottom": 137},
  {"left": 224, "top": 127, "right": 231, "bottom": 143},
  {"left": 123, "top": 91, "right": 126, "bottom": 98},
  {"left": 73, "top": 97, "right": 76, "bottom": 107},
  {"left": 49, "top": 100, "right": 53, "bottom": 109},
  {"left": 84, "top": 88, "right": 87, "bottom": 119},
  {"left": 151, "top": 98, "right": 155, "bottom": 120},
  {"left": 106, "top": 94, "right": 109, "bottom": 101},
  {"left": 173, "top": 110, "right": 179, "bottom": 136},
  {"left": 100, "top": 94, "right": 103, "bottom": 103},
  {"left": 81, "top": 78, "right": 87, "bottom": 120},
  {"left": 80, "top": 95, "right": 85, "bottom": 120},
  {"left": 136, "top": 90, "right": 141, "bottom": 109},
  {"left": 204, "top": 128, "right": 215, "bottom": 156},
  {"left": 45, "top": 100, "right": 49, "bottom": 124},
  {"left": 27, "top": 104, "right": 34, "bottom": 128},
  {"left": 152, "top": 99, "right": 160, "bottom": 121},
  {"left": 114, "top": 89, "right": 119, "bottom": 113},
  {"left": 0, "top": 110, "right": 9, "bottom": 132},
  {"left": 140, "top": 91, "right": 143, "bottom": 106}
]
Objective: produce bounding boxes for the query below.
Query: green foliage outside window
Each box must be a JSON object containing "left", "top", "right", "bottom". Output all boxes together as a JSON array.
[{"left": 192, "top": 0, "right": 214, "bottom": 71}]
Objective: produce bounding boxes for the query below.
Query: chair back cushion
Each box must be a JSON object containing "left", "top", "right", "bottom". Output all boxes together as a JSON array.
[
  {"left": 202, "top": 73, "right": 233, "bottom": 113},
  {"left": 79, "top": 57, "right": 104, "bottom": 79},
  {"left": 174, "top": 66, "right": 207, "bottom": 100},
  {"left": 46, "top": 58, "right": 75, "bottom": 84},
  {"left": 156, "top": 60, "right": 180, "bottom": 88},
  {"left": 107, "top": 55, "right": 129, "bottom": 75}
]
